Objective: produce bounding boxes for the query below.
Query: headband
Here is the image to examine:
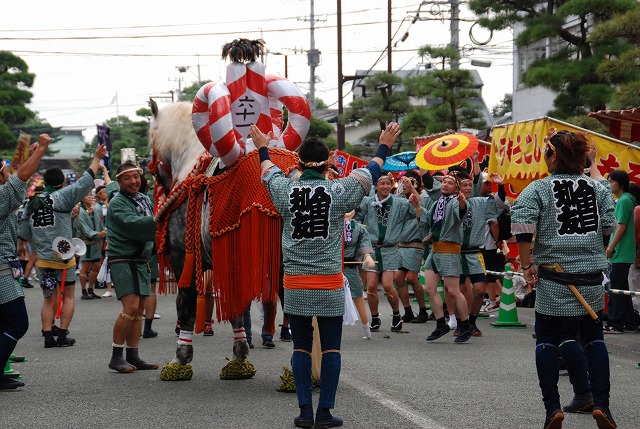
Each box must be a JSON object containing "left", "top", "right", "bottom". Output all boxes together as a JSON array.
[
  {"left": 544, "top": 127, "right": 557, "bottom": 154},
  {"left": 442, "top": 171, "right": 461, "bottom": 188},
  {"left": 301, "top": 158, "right": 329, "bottom": 168},
  {"left": 377, "top": 172, "right": 394, "bottom": 183},
  {"left": 115, "top": 167, "right": 143, "bottom": 179}
]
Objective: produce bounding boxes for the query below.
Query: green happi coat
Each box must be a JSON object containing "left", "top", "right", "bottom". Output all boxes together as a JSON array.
[
  {"left": 461, "top": 196, "right": 506, "bottom": 250},
  {"left": 264, "top": 168, "right": 373, "bottom": 317},
  {"left": 511, "top": 174, "right": 616, "bottom": 316},
  {"left": 356, "top": 194, "right": 417, "bottom": 245},
  {"left": 19, "top": 171, "right": 95, "bottom": 267},
  {"left": 106, "top": 182, "right": 156, "bottom": 298},
  {"left": 0, "top": 175, "right": 27, "bottom": 305},
  {"left": 73, "top": 205, "right": 103, "bottom": 261},
  {"left": 343, "top": 219, "right": 373, "bottom": 297}
]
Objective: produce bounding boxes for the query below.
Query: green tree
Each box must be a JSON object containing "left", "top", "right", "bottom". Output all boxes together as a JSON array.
[
  {"left": 179, "top": 81, "right": 211, "bottom": 102},
  {"left": 307, "top": 116, "right": 333, "bottom": 140},
  {"left": 0, "top": 51, "right": 36, "bottom": 150},
  {"left": 468, "top": 0, "right": 638, "bottom": 117},
  {"left": 314, "top": 97, "right": 328, "bottom": 109},
  {"left": 492, "top": 93, "right": 513, "bottom": 117},
  {"left": 591, "top": 7, "right": 640, "bottom": 109},
  {"left": 340, "top": 72, "right": 413, "bottom": 151},
  {"left": 403, "top": 45, "right": 486, "bottom": 135}
]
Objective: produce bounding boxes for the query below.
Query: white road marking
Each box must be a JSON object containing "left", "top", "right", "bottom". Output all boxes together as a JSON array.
[{"left": 341, "top": 373, "right": 449, "bottom": 429}]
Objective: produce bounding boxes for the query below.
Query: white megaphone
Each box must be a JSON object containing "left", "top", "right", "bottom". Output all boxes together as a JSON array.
[
  {"left": 52, "top": 237, "right": 76, "bottom": 260},
  {"left": 72, "top": 238, "right": 87, "bottom": 257}
]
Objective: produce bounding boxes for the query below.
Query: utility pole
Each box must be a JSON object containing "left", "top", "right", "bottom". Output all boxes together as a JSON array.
[
  {"left": 450, "top": 0, "right": 460, "bottom": 69},
  {"left": 337, "top": 0, "right": 345, "bottom": 150},
  {"left": 301, "top": 0, "right": 321, "bottom": 111},
  {"left": 196, "top": 54, "right": 202, "bottom": 84},
  {"left": 387, "top": 0, "right": 392, "bottom": 73}
]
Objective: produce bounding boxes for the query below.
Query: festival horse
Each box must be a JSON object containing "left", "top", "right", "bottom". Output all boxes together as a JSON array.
[{"left": 148, "top": 39, "right": 310, "bottom": 380}]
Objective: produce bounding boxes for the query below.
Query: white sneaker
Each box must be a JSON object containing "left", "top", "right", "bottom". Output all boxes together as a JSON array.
[
  {"left": 153, "top": 313, "right": 161, "bottom": 320},
  {"left": 101, "top": 291, "right": 113, "bottom": 297}
]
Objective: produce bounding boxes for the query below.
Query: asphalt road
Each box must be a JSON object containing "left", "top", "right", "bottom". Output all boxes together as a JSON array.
[{"left": 3, "top": 283, "right": 639, "bottom": 429}]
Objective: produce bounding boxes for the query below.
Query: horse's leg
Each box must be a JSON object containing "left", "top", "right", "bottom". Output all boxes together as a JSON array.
[
  {"left": 167, "top": 203, "right": 196, "bottom": 366},
  {"left": 171, "top": 282, "right": 197, "bottom": 365},
  {"left": 230, "top": 306, "right": 250, "bottom": 362}
]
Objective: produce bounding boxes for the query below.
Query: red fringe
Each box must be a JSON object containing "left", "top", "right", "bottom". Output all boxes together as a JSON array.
[
  {"left": 195, "top": 295, "right": 207, "bottom": 334},
  {"left": 209, "top": 207, "right": 282, "bottom": 322},
  {"left": 152, "top": 148, "right": 298, "bottom": 323},
  {"left": 178, "top": 250, "right": 195, "bottom": 288}
]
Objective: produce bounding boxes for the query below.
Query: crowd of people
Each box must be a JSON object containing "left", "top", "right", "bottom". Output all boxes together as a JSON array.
[{"left": 1, "top": 125, "right": 638, "bottom": 429}]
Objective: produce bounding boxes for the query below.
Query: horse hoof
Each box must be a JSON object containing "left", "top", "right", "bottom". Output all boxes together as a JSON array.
[
  {"left": 160, "top": 362, "right": 193, "bottom": 381},
  {"left": 219, "top": 359, "right": 256, "bottom": 380}
]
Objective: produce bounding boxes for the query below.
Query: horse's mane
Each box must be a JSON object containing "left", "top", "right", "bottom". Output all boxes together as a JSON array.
[{"left": 150, "top": 102, "right": 206, "bottom": 184}]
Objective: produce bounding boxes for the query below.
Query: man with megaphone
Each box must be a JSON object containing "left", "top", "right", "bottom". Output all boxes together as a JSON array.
[{"left": 19, "top": 143, "right": 108, "bottom": 348}]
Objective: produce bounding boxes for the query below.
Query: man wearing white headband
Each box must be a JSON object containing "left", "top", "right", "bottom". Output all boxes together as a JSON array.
[{"left": 105, "top": 162, "right": 158, "bottom": 373}]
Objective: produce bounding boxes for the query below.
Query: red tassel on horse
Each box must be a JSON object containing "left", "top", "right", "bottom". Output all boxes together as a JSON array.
[
  {"left": 195, "top": 294, "right": 207, "bottom": 334},
  {"left": 178, "top": 250, "right": 195, "bottom": 288}
]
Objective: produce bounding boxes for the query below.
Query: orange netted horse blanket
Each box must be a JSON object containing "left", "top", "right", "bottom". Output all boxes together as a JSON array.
[{"left": 155, "top": 148, "right": 298, "bottom": 331}]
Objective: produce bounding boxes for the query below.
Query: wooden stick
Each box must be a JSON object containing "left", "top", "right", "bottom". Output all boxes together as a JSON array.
[{"left": 553, "top": 264, "right": 599, "bottom": 322}]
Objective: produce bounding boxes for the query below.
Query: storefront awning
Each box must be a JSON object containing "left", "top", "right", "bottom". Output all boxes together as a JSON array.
[{"left": 588, "top": 107, "right": 640, "bottom": 143}]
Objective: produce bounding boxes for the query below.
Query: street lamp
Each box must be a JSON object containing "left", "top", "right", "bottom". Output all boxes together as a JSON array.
[{"left": 470, "top": 59, "right": 492, "bottom": 68}]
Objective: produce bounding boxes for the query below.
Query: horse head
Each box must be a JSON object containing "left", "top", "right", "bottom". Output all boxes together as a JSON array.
[{"left": 148, "top": 99, "right": 207, "bottom": 194}]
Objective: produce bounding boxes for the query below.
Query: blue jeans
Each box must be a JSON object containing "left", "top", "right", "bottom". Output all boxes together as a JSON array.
[
  {"left": 242, "top": 307, "right": 274, "bottom": 343},
  {"left": 608, "top": 263, "right": 636, "bottom": 330},
  {"left": 288, "top": 314, "right": 343, "bottom": 409},
  {"left": 535, "top": 311, "right": 610, "bottom": 412},
  {"left": 0, "top": 297, "right": 29, "bottom": 372}
]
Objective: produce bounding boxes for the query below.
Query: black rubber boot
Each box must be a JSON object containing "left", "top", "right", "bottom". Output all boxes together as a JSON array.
[
  {"left": 314, "top": 408, "right": 343, "bottom": 428},
  {"left": 109, "top": 346, "right": 136, "bottom": 373},
  {"left": 411, "top": 307, "right": 429, "bottom": 323},
  {"left": 294, "top": 404, "right": 314, "bottom": 428},
  {"left": 401, "top": 306, "right": 414, "bottom": 323},
  {"left": 43, "top": 331, "right": 57, "bottom": 348},
  {"left": 125, "top": 347, "right": 159, "bottom": 370},
  {"left": 143, "top": 319, "right": 158, "bottom": 338}
]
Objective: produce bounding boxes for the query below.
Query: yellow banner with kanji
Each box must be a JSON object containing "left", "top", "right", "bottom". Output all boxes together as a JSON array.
[
  {"left": 9, "top": 131, "right": 31, "bottom": 174},
  {"left": 490, "top": 117, "right": 640, "bottom": 193}
]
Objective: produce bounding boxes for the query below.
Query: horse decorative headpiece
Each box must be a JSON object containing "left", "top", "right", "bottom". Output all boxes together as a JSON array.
[{"left": 192, "top": 38, "right": 311, "bottom": 167}]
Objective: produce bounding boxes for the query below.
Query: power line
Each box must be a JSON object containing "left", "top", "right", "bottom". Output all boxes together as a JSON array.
[
  {"left": 0, "top": 4, "right": 416, "bottom": 33},
  {"left": 0, "top": 17, "right": 419, "bottom": 41}
]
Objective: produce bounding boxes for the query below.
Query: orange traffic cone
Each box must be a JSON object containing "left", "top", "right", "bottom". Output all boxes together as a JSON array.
[{"left": 491, "top": 265, "right": 527, "bottom": 328}]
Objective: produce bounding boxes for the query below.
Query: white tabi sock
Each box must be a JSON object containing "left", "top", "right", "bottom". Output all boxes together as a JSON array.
[
  {"left": 448, "top": 314, "right": 458, "bottom": 329},
  {"left": 362, "top": 322, "right": 371, "bottom": 339}
]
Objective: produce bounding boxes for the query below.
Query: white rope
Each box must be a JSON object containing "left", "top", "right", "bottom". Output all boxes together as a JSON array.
[{"left": 485, "top": 270, "right": 524, "bottom": 279}]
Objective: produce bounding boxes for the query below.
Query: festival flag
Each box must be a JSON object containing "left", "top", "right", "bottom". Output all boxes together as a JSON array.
[
  {"left": 330, "top": 150, "right": 368, "bottom": 178},
  {"left": 97, "top": 124, "right": 111, "bottom": 151},
  {"left": 9, "top": 131, "right": 31, "bottom": 174},
  {"left": 97, "top": 124, "right": 111, "bottom": 170}
]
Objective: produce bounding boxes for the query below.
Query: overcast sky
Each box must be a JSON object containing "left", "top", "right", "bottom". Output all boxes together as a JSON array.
[{"left": 1, "top": 0, "right": 514, "bottom": 141}]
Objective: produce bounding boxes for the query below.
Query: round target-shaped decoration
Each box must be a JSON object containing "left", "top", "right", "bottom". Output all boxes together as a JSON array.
[{"left": 415, "top": 133, "right": 479, "bottom": 170}]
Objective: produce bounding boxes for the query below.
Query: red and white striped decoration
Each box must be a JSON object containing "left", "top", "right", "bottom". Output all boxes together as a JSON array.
[
  {"left": 233, "top": 328, "right": 247, "bottom": 342},
  {"left": 266, "top": 74, "right": 311, "bottom": 151},
  {"left": 192, "top": 62, "right": 311, "bottom": 167}
]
